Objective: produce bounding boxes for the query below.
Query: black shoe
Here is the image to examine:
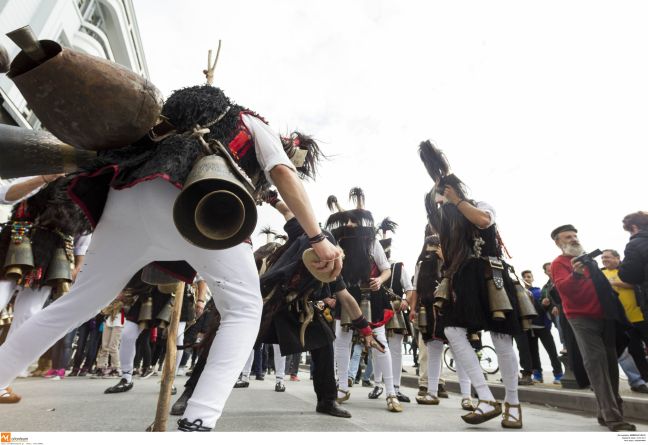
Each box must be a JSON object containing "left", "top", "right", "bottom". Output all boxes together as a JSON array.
[
  {"left": 362, "top": 380, "right": 372, "bottom": 387},
  {"left": 140, "top": 368, "right": 155, "bottom": 380},
  {"left": 177, "top": 418, "right": 211, "bottom": 432},
  {"left": 608, "top": 421, "right": 637, "bottom": 432},
  {"left": 104, "top": 378, "right": 133, "bottom": 394},
  {"left": 316, "top": 401, "right": 352, "bottom": 418},
  {"left": 438, "top": 384, "right": 449, "bottom": 399},
  {"left": 630, "top": 384, "right": 648, "bottom": 394},
  {"left": 368, "top": 385, "right": 384, "bottom": 399},
  {"left": 255, "top": 374, "right": 265, "bottom": 381},
  {"left": 234, "top": 379, "right": 249, "bottom": 388},
  {"left": 275, "top": 381, "right": 286, "bottom": 392},
  {"left": 396, "top": 390, "right": 410, "bottom": 403},
  {"left": 68, "top": 368, "right": 80, "bottom": 377},
  {"left": 417, "top": 386, "right": 428, "bottom": 397},
  {"left": 171, "top": 385, "right": 177, "bottom": 396},
  {"left": 170, "top": 387, "right": 194, "bottom": 416}
]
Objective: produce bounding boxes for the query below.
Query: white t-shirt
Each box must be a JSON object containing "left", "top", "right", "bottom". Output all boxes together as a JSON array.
[
  {"left": 412, "top": 262, "right": 421, "bottom": 291},
  {"left": 475, "top": 201, "right": 496, "bottom": 228},
  {"left": 370, "top": 239, "right": 391, "bottom": 273},
  {"left": 241, "top": 114, "right": 295, "bottom": 185},
  {"left": 387, "top": 262, "right": 414, "bottom": 295},
  {"left": 74, "top": 234, "right": 93, "bottom": 256},
  {"left": 0, "top": 176, "right": 43, "bottom": 205}
]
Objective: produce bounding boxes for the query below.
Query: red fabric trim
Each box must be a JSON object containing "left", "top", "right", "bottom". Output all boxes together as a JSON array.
[
  {"left": 358, "top": 326, "right": 373, "bottom": 337},
  {"left": 228, "top": 131, "right": 252, "bottom": 160},
  {"left": 370, "top": 309, "right": 394, "bottom": 329}
]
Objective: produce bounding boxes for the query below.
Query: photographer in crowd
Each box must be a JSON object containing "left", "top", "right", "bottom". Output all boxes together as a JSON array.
[{"left": 550, "top": 225, "right": 634, "bottom": 432}]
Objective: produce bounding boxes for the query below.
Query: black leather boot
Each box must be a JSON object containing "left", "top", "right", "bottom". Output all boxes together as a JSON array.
[{"left": 170, "top": 386, "right": 194, "bottom": 416}]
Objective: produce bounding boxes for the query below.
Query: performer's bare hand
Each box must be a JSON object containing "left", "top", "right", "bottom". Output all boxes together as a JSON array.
[
  {"left": 369, "top": 277, "right": 382, "bottom": 292},
  {"left": 409, "top": 310, "right": 417, "bottom": 322},
  {"left": 551, "top": 307, "right": 559, "bottom": 317},
  {"left": 442, "top": 184, "right": 461, "bottom": 205},
  {"left": 322, "top": 297, "right": 336, "bottom": 308},
  {"left": 399, "top": 300, "right": 409, "bottom": 312},
  {"left": 311, "top": 239, "right": 343, "bottom": 278}
]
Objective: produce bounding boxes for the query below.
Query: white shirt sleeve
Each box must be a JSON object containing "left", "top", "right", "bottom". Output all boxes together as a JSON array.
[
  {"left": 476, "top": 201, "right": 496, "bottom": 228},
  {"left": 74, "top": 234, "right": 92, "bottom": 256},
  {"left": 400, "top": 266, "right": 414, "bottom": 293},
  {"left": 241, "top": 114, "right": 296, "bottom": 185},
  {"left": 412, "top": 263, "right": 420, "bottom": 291},
  {"left": 371, "top": 240, "right": 391, "bottom": 272},
  {"left": 0, "top": 176, "right": 43, "bottom": 205}
]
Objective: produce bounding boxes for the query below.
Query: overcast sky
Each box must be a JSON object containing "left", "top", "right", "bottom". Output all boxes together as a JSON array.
[{"left": 133, "top": 0, "right": 648, "bottom": 282}]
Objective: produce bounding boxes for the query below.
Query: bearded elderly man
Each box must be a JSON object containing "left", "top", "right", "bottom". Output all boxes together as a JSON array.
[{"left": 550, "top": 225, "right": 635, "bottom": 432}]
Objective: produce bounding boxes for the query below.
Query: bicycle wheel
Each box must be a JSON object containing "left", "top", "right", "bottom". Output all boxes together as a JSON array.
[
  {"left": 443, "top": 345, "right": 456, "bottom": 372},
  {"left": 477, "top": 345, "right": 499, "bottom": 374}
]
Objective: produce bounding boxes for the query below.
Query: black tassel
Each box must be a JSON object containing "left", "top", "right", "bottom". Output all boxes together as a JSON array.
[
  {"left": 349, "top": 187, "right": 365, "bottom": 209},
  {"left": 378, "top": 217, "right": 398, "bottom": 235},
  {"left": 327, "top": 195, "right": 344, "bottom": 213},
  {"left": 419, "top": 140, "right": 450, "bottom": 183}
]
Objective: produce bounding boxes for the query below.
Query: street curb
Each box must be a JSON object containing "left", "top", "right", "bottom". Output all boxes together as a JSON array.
[{"left": 399, "top": 373, "right": 648, "bottom": 422}]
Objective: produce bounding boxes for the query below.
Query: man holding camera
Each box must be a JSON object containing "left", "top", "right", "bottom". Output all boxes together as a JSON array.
[{"left": 550, "top": 225, "right": 635, "bottom": 432}]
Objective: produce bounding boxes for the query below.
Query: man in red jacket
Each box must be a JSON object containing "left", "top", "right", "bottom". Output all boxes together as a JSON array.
[{"left": 550, "top": 224, "right": 635, "bottom": 432}]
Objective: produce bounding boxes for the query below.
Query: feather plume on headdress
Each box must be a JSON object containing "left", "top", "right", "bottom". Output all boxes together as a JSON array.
[
  {"left": 419, "top": 140, "right": 450, "bottom": 183},
  {"left": 377, "top": 217, "right": 398, "bottom": 237},
  {"left": 327, "top": 195, "right": 344, "bottom": 213},
  {"left": 349, "top": 187, "right": 365, "bottom": 209}
]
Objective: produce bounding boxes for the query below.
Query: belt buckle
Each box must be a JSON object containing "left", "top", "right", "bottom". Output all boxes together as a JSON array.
[{"left": 488, "top": 257, "right": 504, "bottom": 270}]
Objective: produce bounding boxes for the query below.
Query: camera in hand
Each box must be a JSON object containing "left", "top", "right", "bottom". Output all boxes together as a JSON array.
[{"left": 574, "top": 249, "right": 602, "bottom": 266}]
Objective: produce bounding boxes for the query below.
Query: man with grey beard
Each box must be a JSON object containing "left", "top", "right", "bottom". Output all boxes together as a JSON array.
[{"left": 550, "top": 225, "right": 635, "bottom": 432}]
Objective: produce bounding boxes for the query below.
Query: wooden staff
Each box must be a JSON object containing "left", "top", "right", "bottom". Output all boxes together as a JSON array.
[
  {"left": 152, "top": 280, "right": 186, "bottom": 431},
  {"left": 203, "top": 41, "right": 222, "bottom": 86}
]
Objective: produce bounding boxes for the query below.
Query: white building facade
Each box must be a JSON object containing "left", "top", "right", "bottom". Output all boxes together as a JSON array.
[{"left": 0, "top": 0, "right": 150, "bottom": 221}]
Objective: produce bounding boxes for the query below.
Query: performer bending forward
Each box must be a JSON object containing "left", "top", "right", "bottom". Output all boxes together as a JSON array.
[{"left": 0, "top": 85, "right": 341, "bottom": 432}]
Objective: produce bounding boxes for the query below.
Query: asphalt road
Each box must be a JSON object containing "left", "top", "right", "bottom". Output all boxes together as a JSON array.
[{"left": 2, "top": 370, "right": 647, "bottom": 433}]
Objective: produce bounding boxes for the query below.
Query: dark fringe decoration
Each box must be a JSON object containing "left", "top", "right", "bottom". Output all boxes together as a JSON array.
[
  {"left": 419, "top": 140, "right": 450, "bottom": 183},
  {"left": 349, "top": 187, "right": 365, "bottom": 209},
  {"left": 259, "top": 226, "right": 278, "bottom": 237},
  {"left": 377, "top": 217, "right": 398, "bottom": 235},
  {"left": 325, "top": 209, "right": 374, "bottom": 234}
]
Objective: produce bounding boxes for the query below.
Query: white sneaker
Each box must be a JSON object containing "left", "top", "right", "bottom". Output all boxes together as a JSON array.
[{"left": 17, "top": 370, "right": 30, "bottom": 378}]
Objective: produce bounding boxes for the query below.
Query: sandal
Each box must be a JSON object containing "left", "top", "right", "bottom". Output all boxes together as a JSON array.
[
  {"left": 104, "top": 378, "right": 133, "bottom": 394},
  {"left": 461, "top": 399, "right": 502, "bottom": 425},
  {"left": 386, "top": 395, "right": 403, "bottom": 412},
  {"left": 368, "top": 385, "right": 384, "bottom": 399},
  {"left": 415, "top": 393, "right": 440, "bottom": 405},
  {"left": 336, "top": 388, "right": 350, "bottom": 404},
  {"left": 501, "top": 402, "right": 523, "bottom": 429},
  {"left": 461, "top": 398, "right": 475, "bottom": 411}
]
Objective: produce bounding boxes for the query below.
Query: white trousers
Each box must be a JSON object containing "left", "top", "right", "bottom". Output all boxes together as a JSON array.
[
  {"left": 174, "top": 321, "right": 186, "bottom": 375},
  {"left": 273, "top": 344, "right": 285, "bottom": 380},
  {"left": 426, "top": 340, "right": 444, "bottom": 396},
  {"left": 241, "top": 349, "right": 254, "bottom": 378},
  {"left": 119, "top": 320, "right": 143, "bottom": 376},
  {"left": 334, "top": 321, "right": 395, "bottom": 396},
  {"left": 0, "top": 180, "right": 262, "bottom": 428},
  {"left": 444, "top": 327, "right": 519, "bottom": 404},
  {"left": 0, "top": 281, "right": 17, "bottom": 314},
  {"left": 374, "top": 333, "right": 403, "bottom": 388},
  {"left": 7, "top": 286, "right": 51, "bottom": 340}
]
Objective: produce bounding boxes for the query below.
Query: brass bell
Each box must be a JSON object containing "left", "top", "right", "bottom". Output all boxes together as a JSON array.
[
  {"left": 138, "top": 296, "right": 153, "bottom": 328},
  {"left": 0, "top": 307, "right": 9, "bottom": 326},
  {"left": 173, "top": 154, "right": 257, "bottom": 250},
  {"left": 417, "top": 306, "right": 428, "bottom": 334},
  {"left": 486, "top": 279, "right": 513, "bottom": 321},
  {"left": 515, "top": 284, "right": 538, "bottom": 321},
  {"left": 141, "top": 264, "right": 178, "bottom": 286},
  {"left": 0, "top": 124, "right": 95, "bottom": 179},
  {"left": 395, "top": 310, "right": 407, "bottom": 332},
  {"left": 433, "top": 278, "right": 451, "bottom": 310},
  {"left": 521, "top": 318, "right": 532, "bottom": 331},
  {"left": 45, "top": 247, "right": 73, "bottom": 294},
  {"left": 4, "top": 235, "right": 34, "bottom": 281},
  {"left": 157, "top": 283, "right": 179, "bottom": 294},
  {"left": 6, "top": 26, "right": 163, "bottom": 151},
  {"left": 360, "top": 296, "right": 372, "bottom": 322},
  {"left": 156, "top": 297, "right": 175, "bottom": 329}
]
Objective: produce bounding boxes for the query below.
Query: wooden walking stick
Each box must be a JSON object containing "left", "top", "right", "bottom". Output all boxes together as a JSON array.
[{"left": 151, "top": 280, "right": 186, "bottom": 431}]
